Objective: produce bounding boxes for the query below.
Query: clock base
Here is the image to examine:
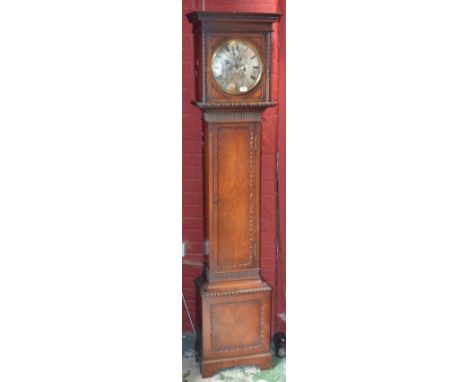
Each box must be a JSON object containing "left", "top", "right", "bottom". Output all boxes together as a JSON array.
[
  {"left": 196, "top": 276, "right": 273, "bottom": 378},
  {"left": 200, "top": 351, "right": 272, "bottom": 378}
]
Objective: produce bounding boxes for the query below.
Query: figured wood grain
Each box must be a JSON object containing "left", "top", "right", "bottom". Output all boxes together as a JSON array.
[
  {"left": 210, "top": 300, "right": 262, "bottom": 352},
  {"left": 202, "top": 117, "right": 262, "bottom": 277},
  {"left": 216, "top": 125, "right": 254, "bottom": 269}
]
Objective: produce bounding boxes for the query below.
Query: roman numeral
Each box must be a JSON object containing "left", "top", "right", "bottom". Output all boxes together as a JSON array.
[
  {"left": 253, "top": 65, "right": 259, "bottom": 69},
  {"left": 250, "top": 75, "right": 256, "bottom": 80}
]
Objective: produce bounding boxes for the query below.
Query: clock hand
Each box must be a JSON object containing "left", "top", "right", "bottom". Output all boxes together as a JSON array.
[{"left": 231, "top": 46, "right": 238, "bottom": 66}]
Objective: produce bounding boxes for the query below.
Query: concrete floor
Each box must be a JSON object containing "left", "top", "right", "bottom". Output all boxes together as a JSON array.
[{"left": 182, "top": 333, "right": 286, "bottom": 382}]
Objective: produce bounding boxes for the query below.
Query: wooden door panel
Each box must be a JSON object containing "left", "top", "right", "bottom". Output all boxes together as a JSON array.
[
  {"left": 216, "top": 125, "right": 255, "bottom": 270},
  {"left": 210, "top": 300, "right": 262, "bottom": 352}
]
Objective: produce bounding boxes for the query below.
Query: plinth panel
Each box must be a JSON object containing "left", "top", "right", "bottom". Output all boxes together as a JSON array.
[{"left": 211, "top": 300, "right": 262, "bottom": 351}]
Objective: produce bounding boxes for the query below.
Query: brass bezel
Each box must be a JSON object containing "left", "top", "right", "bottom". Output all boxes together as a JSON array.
[{"left": 211, "top": 39, "right": 263, "bottom": 96}]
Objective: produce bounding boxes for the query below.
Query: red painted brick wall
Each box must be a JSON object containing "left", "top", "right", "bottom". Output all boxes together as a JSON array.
[{"left": 182, "top": 0, "right": 281, "bottom": 334}]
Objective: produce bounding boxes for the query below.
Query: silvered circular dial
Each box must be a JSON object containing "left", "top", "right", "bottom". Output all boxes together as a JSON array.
[{"left": 211, "top": 39, "right": 262, "bottom": 95}]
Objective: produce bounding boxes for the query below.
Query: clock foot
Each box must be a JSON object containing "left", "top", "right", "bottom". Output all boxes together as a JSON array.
[{"left": 200, "top": 352, "right": 272, "bottom": 378}]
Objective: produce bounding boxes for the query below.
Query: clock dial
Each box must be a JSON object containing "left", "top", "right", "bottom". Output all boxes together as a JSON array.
[{"left": 211, "top": 39, "right": 262, "bottom": 95}]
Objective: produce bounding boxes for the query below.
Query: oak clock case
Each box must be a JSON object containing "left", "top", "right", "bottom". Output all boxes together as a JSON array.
[{"left": 186, "top": 12, "right": 280, "bottom": 378}]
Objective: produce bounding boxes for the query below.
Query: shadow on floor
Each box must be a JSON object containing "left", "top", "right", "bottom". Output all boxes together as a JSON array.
[{"left": 182, "top": 333, "right": 286, "bottom": 382}]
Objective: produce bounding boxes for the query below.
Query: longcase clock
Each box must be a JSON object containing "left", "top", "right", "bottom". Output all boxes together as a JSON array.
[{"left": 186, "top": 11, "right": 280, "bottom": 378}]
